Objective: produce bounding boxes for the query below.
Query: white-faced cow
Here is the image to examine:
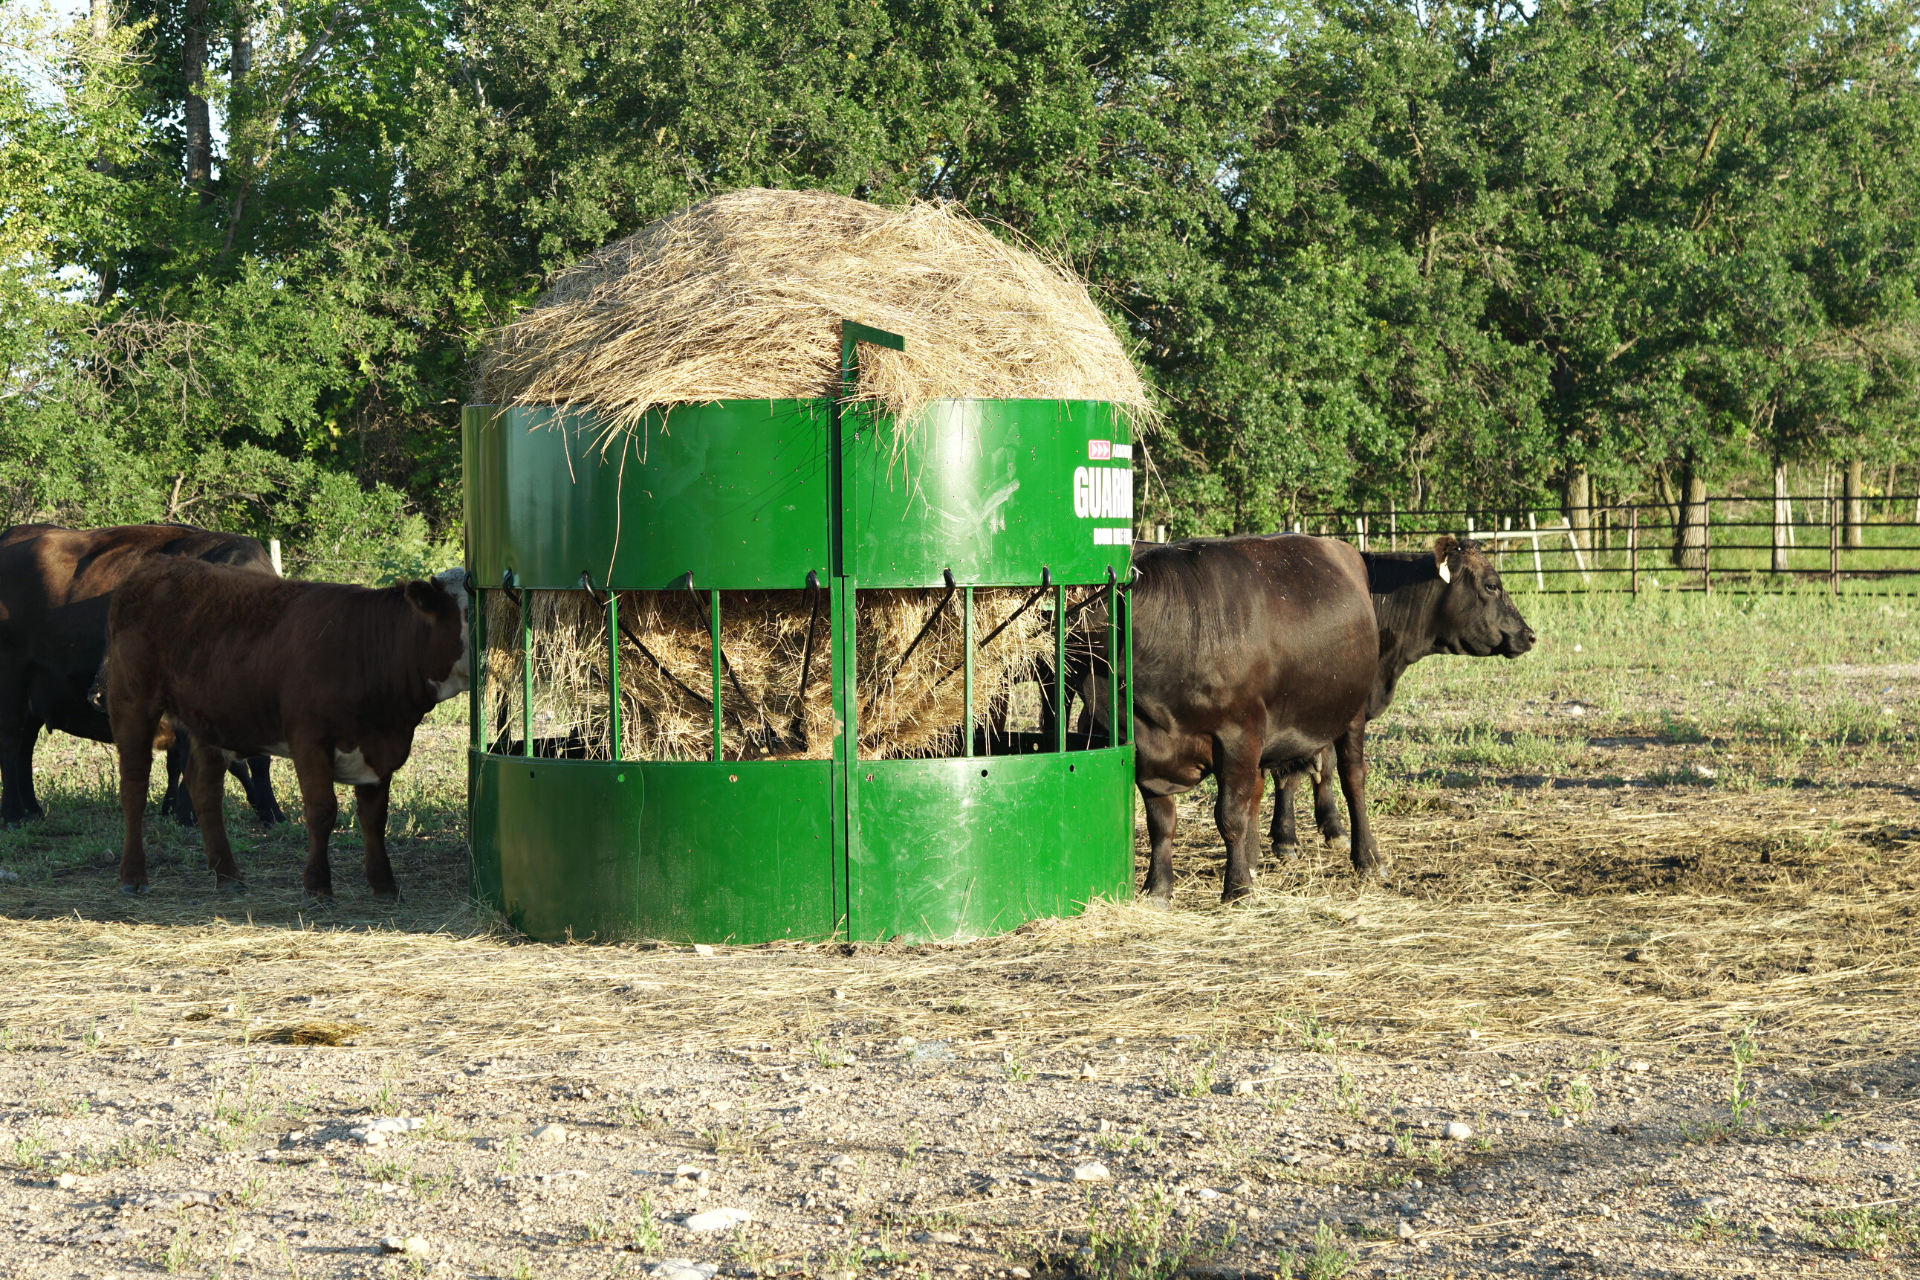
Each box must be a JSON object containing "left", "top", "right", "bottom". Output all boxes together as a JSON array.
[
  {"left": 1120, "top": 534, "right": 1380, "bottom": 903},
  {"left": 106, "top": 560, "right": 469, "bottom": 898},
  {"left": 0, "top": 523, "right": 284, "bottom": 828},
  {"left": 1271, "top": 535, "right": 1535, "bottom": 856}
]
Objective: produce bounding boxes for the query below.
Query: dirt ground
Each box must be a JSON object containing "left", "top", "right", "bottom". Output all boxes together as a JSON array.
[{"left": 1, "top": 596, "right": 1918, "bottom": 1280}]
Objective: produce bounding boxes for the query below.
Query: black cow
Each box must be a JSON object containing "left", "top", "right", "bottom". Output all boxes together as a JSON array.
[
  {"left": 1115, "top": 535, "right": 1381, "bottom": 903},
  {"left": 1272, "top": 535, "right": 1535, "bottom": 856},
  {"left": 107, "top": 559, "right": 469, "bottom": 897},
  {"left": 0, "top": 524, "right": 284, "bottom": 827}
]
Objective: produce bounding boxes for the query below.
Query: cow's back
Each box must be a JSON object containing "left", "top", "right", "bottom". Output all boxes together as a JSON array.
[{"left": 1130, "top": 534, "right": 1377, "bottom": 773}]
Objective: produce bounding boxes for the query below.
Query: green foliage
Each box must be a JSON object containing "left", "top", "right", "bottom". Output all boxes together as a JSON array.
[{"left": 4, "top": 0, "right": 1919, "bottom": 544}]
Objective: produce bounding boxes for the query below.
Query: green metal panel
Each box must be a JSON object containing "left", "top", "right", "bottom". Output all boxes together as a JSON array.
[
  {"left": 464, "top": 402, "right": 830, "bottom": 590},
  {"left": 471, "top": 752, "right": 837, "bottom": 943},
  {"left": 845, "top": 400, "right": 1135, "bottom": 587},
  {"left": 849, "top": 747, "right": 1135, "bottom": 942}
]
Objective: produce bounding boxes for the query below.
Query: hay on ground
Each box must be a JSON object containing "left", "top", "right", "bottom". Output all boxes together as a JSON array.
[{"left": 474, "top": 188, "right": 1155, "bottom": 431}]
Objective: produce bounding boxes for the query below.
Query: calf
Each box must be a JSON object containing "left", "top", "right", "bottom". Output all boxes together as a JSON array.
[
  {"left": 106, "top": 560, "right": 469, "bottom": 897},
  {"left": 1272, "top": 535, "right": 1536, "bottom": 856},
  {"left": 0, "top": 523, "right": 283, "bottom": 827},
  {"left": 1124, "top": 535, "right": 1380, "bottom": 902}
]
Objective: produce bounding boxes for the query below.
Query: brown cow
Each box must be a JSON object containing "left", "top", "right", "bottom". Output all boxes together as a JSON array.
[
  {"left": 106, "top": 560, "right": 470, "bottom": 897},
  {"left": 0, "top": 523, "right": 283, "bottom": 827}
]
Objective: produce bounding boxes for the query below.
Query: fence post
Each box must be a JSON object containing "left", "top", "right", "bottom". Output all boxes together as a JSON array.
[
  {"left": 1629, "top": 508, "right": 1638, "bottom": 595},
  {"left": 1702, "top": 498, "right": 1711, "bottom": 595},
  {"left": 268, "top": 538, "right": 283, "bottom": 576},
  {"left": 1528, "top": 511, "right": 1544, "bottom": 590},
  {"left": 1829, "top": 498, "right": 1839, "bottom": 594}
]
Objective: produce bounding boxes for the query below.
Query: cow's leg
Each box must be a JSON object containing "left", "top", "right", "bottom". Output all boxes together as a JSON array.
[
  {"left": 289, "top": 748, "right": 339, "bottom": 899},
  {"left": 0, "top": 664, "right": 43, "bottom": 826},
  {"left": 163, "top": 736, "right": 197, "bottom": 827},
  {"left": 112, "top": 711, "right": 159, "bottom": 894},
  {"left": 1333, "top": 714, "right": 1381, "bottom": 879},
  {"left": 1141, "top": 790, "right": 1178, "bottom": 907},
  {"left": 240, "top": 756, "right": 285, "bottom": 825},
  {"left": 354, "top": 779, "right": 400, "bottom": 900},
  {"left": 1311, "top": 745, "right": 1350, "bottom": 852},
  {"left": 1213, "top": 733, "right": 1266, "bottom": 902},
  {"left": 186, "top": 739, "right": 244, "bottom": 892},
  {"left": 1269, "top": 768, "right": 1300, "bottom": 858}
]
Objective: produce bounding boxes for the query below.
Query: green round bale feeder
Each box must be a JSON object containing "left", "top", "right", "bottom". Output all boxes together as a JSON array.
[{"left": 461, "top": 325, "right": 1138, "bottom": 944}]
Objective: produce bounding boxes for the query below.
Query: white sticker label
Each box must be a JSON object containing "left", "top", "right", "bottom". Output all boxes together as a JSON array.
[
  {"left": 1112, "top": 443, "right": 1133, "bottom": 460},
  {"left": 1072, "top": 466, "right": 1134, "bottom": 521},
  {"left": 1092, "top": 527, "right": 1132, "bottom": 546}
]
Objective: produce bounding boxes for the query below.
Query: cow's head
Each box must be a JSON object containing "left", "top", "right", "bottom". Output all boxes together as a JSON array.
[
  {"left": 408, "top": 568, "right": 472, "bottom": 701},
  {"left": 1430, "top": 535, "right": 1535, "bottom": 658}
]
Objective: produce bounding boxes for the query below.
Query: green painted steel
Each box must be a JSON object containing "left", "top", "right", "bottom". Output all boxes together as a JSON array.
[
  {"left": 471, "top": 753, "right": 838, "bottom": 943},
  {"left": 464, "top": 392, "right": 1137, "bottom": 945},
  {"left": 464, "top": 399, "right": 1133, "bottom": 589},
  {"left": 464, "top": 401, "right": 830, "bottom": 590},
  {"left": 849, "top": 750, "right": 1133, "bottom": 942}
]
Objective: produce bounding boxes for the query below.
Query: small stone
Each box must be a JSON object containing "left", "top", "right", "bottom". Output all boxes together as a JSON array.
[
  {"left": 55, "top": 1172, "right": 78, "bottom": 1190},
  {"left": 1863, "top": 1140, "right": 1903, "bottom": 1154},
  {"left": 1077, "top": 1062, "right": 1097, "bottom": 1081},
  {"left": 830, "top": 988, "right": 847, "bottom": 1000},
  {"left": 1071, "top": 1162, "right": 1110, "bottom": 1182},
  {"left": 825, "top": 1153, "right": 853, "bottom": 1168},
  {"left": 379, "top": 1236, "right": 430, "bottom": 1257},
  {"left": 1847, "top": 1082, "right": 1865, "bottom": 1097},
  {"left": 1397, "top": 1221, "right": 1416, "bottom": 1240},
  {"left": 683, "top": 1207, "right": 751, "bottom": 1232},
  {"left": 650, "top": 1260, "right": 719, "bottom": 1280},
  {"left": 532, "top": 1123, "right": 568, "bottom": 1143},
  {"left": 1011, "top": 1270, "right": 1031, "bottom": 1279},
  {"left": 912, "top": 1231, "right": 962, "bottom": 1245},
  {"left": 1441, "top": 1122, "right": 1473, "bottom": 1141},
  {"left": 1245, "top": 1207, "right": 1262, "bottom": 1221},
  {"left": 168, "top": 1037, "right": 184, "bottom": 1047},
  {"left": 1626, "top": 1060, "right": 1651, "bottom": 1073},
  {"left": 1232, "top": 1079, "right": 1255, "bottom": 1096},
  {"left": 692, "top": 944, "right": 715, "bottom": 956}
]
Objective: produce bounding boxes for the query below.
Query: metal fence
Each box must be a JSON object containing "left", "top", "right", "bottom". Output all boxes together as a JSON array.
[{"left": 1276, "top": 495, "right": 1920, "bottom": 594}]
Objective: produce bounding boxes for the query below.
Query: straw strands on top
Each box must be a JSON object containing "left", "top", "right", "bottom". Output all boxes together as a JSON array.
[{"left": 473, "top": 188, "right": 1155, "bottom": 431}]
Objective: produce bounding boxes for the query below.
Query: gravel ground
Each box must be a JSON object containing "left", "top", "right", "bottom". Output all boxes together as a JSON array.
[{"left": 1, "top": 964, "right": 1914, "bottom": 1279}]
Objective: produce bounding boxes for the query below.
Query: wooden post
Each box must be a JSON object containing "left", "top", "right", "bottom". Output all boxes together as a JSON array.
[
  {"left": 1629, "top": 508, "right": 1638, "bottom": 595},
  {"left": 1528, "top": 511, "right": 1544, "bottom": 590}
]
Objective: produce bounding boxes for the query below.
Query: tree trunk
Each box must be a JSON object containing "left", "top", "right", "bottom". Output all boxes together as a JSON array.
[
  {"left": 183, "top": 0, "right": 212, "bottom": 204},
  {"left": 1674, "top": 464, "right": 1708, "bottom": 570},
  {"left": 88, "top": 0, "right": 120, "bottom": 306},
  {"left": 1771, "top": 463, "right": 1791, "bottom": 574},
  {"left": 232, "top": 3, "right": 251, "bottom": 85},
  {"left": 1564, "top": 466, "right": 1591, "bottom": 552},
  {"left": 1844, "top": 458, "right": 1864, "bottom": 549},
  {"left": 89, "top": 0, "right": 110, "bottom": 41}
]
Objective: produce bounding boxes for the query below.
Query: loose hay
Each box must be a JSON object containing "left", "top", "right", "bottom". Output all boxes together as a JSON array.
[
  {"left": 487, "top": 585, "right": 1076, "bottom": 760},
  {"left": 474, "top": 188, "right": 1155, "bottom": 431}
]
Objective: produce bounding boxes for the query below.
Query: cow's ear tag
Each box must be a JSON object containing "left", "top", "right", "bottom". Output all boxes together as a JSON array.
[{"left": 1438, "top": 562, "right": 1452, "bottom": 584}]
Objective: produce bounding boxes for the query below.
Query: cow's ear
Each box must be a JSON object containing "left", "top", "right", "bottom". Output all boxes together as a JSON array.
[
  {"left": 401, "top": 579, "right": 441, "bottom": 613},
  {"left": 1432, "top": 536, "right": 1456, "bottom": 584}
]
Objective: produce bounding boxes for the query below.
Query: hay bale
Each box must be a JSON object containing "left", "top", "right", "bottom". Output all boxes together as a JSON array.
[
  {"left": 486, "top": 587, "right": 1078, "bottom": 761},
  {"left": 475, "top": 187, "right": 1154, "bottom": 429}
]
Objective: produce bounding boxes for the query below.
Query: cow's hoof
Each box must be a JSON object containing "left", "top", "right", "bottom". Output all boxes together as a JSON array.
[
  {"left": 371, "top": 890, "right": 404, "bottom": 904},
  {"left": 1324, "top": 834, "right": 1351, "bottom": 853},
  {"left": 218, "top": 881, "right": 248, "bottom": 895},
  {"left": 118, "top": 882, "right": 148, "bottom": 896},
  {"left": 1142, "top": 894, "right": 1172, "bottom": 912},
  {"left": 1221, "top": 885, "right": 1254, "bottom": 904},
  {"left": 302, "top": 893, "right": 337, "bottom": 909},
  {"left": 1273, "top": 842, "right": 1299, "bottom": 860}
]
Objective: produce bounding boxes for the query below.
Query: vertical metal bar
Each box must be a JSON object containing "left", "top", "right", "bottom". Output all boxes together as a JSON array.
[
  {"left": 1105, "top": 568, "right": 1119, "bottom": 747},
  {"left": 1629, "top": 509, "right": 1639, "bottom": 595},
  {"left": 519, "top": 587, "right": 532, "bottom": 757},
  {"left": 962, "top": 586, "right": 974, "bottom": 758},
  {"left": 709, "top": 586, "right": 723, "bottom": 761},
  {"left": 469, "top": 585, "right": 484, "bottom": 754},
  {"left": 607, "top": 590, "right": 622, "bottom": 762},
  {"left": 1053, "top": 584, "right": 1066, "bottom": 753},
  {"left": 833, "top": 576, "right": 856, "bottom": 939},
  {"left": 1120, "top": 582, "right": 1133, "bottom": 747}
]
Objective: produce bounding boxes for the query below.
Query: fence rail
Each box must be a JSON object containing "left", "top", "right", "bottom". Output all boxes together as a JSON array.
[{"left": 1274, "top": 495, "right": 1920, "bottom": 594}]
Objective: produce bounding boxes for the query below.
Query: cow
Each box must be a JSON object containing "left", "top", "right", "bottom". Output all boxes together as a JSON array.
[
  {"left": 1271, "top": 535, "right": 1536, "bottom": 857},
  {"left": 105, "top": 560, "right": 470, "bottom": 898},
  {"left": 1112, "top": 534, "right": 1381, "bottom": 904},
  {"left": 0, "top": 523, "right": 284, "bottom": 828}
]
